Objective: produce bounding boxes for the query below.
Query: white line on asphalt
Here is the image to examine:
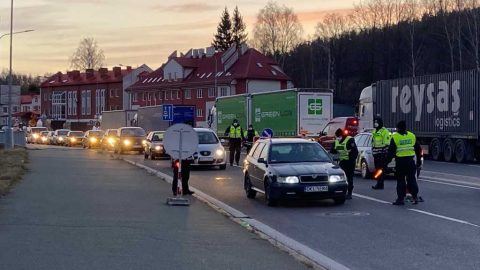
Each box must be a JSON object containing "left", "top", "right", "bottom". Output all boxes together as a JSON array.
[
  {"left": 123, "top": 158, "right": 350, "bottom": 270},
  {"left": 408, "top": 209, "right": 480, "bottom": 228},
  {"left": 422, "top": 170, "right": 480, "bottom": 181},
  {"left": 419, "top": 177, "right": 480, "bottom": 190},
  {"left": 352, "top": 193, "right": 391, "bottom": 204}
]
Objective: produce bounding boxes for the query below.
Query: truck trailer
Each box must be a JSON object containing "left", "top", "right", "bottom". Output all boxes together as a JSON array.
[
  {"left": 213, "top": 88, "right": 333, "bottom": 137},
  {"left": 358, "top": 69, "right": 480, "bottom": 163}
]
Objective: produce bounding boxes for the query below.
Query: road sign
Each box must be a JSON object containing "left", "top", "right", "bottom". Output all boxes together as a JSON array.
[
  {"left": 261, "top": 128, "right": 274, "bottom": 138},
  {"left": 164, "top": 123, "right": 198, "bottom": 160},
  {"left": 162, "top": 104, "right": 174, "bottom": 121}
]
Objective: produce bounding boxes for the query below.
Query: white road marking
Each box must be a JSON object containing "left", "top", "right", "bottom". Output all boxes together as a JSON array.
[
  {"left": 352, "top": 193, "right": 391, "bottom": 204},
  {"left": 123, "top": 158, "right": 350, "bottom": 270},
  {"left": 422, "top": 170, "right": 480, "bottom": 181},
  {"left": 419, "top": 177, "right": 480, "bottom": 190},
  {"left": 408, "top": 209, "right": 480, "bottom": 228}
]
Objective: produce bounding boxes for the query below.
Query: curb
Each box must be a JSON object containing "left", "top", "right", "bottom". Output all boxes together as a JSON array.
[{"left": 123, "top": 158, "right": 350, "bottom": 270}]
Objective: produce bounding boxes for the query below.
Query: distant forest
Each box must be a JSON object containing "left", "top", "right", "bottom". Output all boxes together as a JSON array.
[{"left": 280, "top": 1, "right": 480, "bottom": 105}]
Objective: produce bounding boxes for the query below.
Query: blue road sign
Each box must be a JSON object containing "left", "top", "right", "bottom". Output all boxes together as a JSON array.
[
  {"left": 261, "top": 128, "right": 274, "bottom": 138},
  {"left": 162, "top": 104, "right": 174, "bottom": 121}
]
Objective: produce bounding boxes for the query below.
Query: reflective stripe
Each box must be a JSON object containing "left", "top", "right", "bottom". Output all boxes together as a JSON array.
[
  {"left": 392, "top": 132, "right": 416, "bottom": 157},
  {"left": 334, "top": 136, "right": 352, "bottom": 161}
]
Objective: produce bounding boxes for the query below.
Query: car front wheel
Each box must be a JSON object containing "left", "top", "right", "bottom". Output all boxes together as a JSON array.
[
  {"left": 265, "top": 181, "right": 278, "bottom": 207},
  {"left": 361, "top": 159, "right": 372, "bottom": 179},
  {"left": 244, "top": 175, "right": 256, "bottom": 199}
]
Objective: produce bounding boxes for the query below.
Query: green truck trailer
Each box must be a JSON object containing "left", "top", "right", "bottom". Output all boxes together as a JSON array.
[{"left": 213, "top": 89, "right": 333, "bottom": 137}]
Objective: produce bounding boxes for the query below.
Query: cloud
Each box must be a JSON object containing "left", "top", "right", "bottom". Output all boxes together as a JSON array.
[{"left": 154, "top": 3, "right": 219, "bottom": 13}]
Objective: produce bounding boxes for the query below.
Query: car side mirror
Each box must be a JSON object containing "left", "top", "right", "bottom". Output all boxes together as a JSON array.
[
  {"left": 257, "top": 157, "right": 267, "bottom": 164},
  {"left": 320, "top": 131, "right": 326, "bottom": 136},
  {"left": 220, "top": 139, "right": 226, "bottom": 144}
]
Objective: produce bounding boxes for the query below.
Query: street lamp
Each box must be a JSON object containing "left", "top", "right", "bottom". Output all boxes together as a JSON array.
[
  {"left": 4, "top": 0, "right": 34, "bottom": 149},
  {"left": 0, "top": 29, "right": 34, "bottom": 40}
]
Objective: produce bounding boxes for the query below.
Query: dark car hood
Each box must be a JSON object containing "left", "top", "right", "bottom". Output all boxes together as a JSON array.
[{"left": 270, "top": 162, "right": 343, "bottom": 176}]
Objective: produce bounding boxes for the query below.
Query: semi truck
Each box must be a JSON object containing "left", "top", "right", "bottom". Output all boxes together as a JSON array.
[
  {"left": 212, "top": 88, "right": 333, "bottom": 137},
  {"left": 358, "top": 69, "right": 480, "bottom": 163}
]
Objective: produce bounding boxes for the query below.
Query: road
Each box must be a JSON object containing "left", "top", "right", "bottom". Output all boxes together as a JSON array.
[
  {"left": 0, "top": 146, "right": 311, "bottom": 270},
  {"left": 120, "top": 151, "right": 480, "bottom": 270}
]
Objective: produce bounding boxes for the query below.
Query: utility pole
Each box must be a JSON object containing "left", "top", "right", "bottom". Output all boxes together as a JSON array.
[{"left": 7, "top": 0, "right": 14, "bottom": 149}]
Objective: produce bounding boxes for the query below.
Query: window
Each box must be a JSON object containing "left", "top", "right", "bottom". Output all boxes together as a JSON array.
[
  {"left": 86, "top": 90, "right": 91, "bottom": 115},
  {"left": 110, "top": 89, "right": 114, "bottom": 97},
  {"left": 115, "top": 89, "right": 119, "bottom": 97},
  {"left": 81, "top": 91, "right": 86, "bottom": 115},
  {"left": 259, "top": 144, "right": 270, "bottom": 160},
  {"left": 2, "top": 107, "right": 7, "bottom": 113},
  {"left": 52, "top": 91, "right": 66, "bottom": 119},
  {"left": 158, "top": 92, "right": 162, "bottom": 100},
  {"left": 132, "top": 93, "right": 138, "bottom": 102},
  {"left": 13, "top": 106, "right": 18, "bottom": 113},
  {"left": 44, "top": 93, "right": 48, "bottom": 101},
  {"left": 174, "top": 90, "right": 179, "bottom": 99},
  {"left": 34, "top": 97, "right": 38, "bottom": 103},
  {"left": 219, "top": 87, "right": 229, "bottom": 97},
  {"left": 147, "top": 93, "right": 151, "bottom": 101},
  {"left": 208, "top": 87, "right": 216, "bottom": 98},
  {"left": 355, "top": 135, "right": 368, "bottom": 147},
  {"left": 33, "top": 106, "right": 39, "bottom": 111},
  {"left": 197, "top": 88, "right": 203, "bottom": 98},
  {"left": 185, "top": 89, "right": 191, "bottom": 99},
  {"left": 67, "top": 91, "right": 77, "bottom": 116},
  {"left": 252, "top": 143, "right": 265, "bottom": 159},
  {"left": 196, "top": 108, "right": 203, "bottom": 117},
  {"left": 116, "top": 105, "right": 121, "bottom": 110},
  {"left": 96, "top": 89, "right": 105, "bottom": 114},
  {"left": 142, "top": 92, "right": 146, "bottom": 101}
]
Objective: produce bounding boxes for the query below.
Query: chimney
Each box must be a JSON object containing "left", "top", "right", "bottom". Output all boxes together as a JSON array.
[
  {"left": 67, "top": 71, "right": 73, "bottom": 78},
  {"left": 99, "top": 68, "right": 108, "bottom": 78},
  {"left": 56, "top": 72, "right": 62, "bottom": 82},
  {"left": 206, "top": 46, "right": 215, "bottom": 57},
  {"left": 126, "top": 66, "right": 132, "bottom": 72},
  {"left": 72, "top": 70, "right": 81, "bottom": 80},
  {"left": 113, "top": 67, "right": 122, "bottom": 77},
  {"left": 86, "top": 69, "right": 95, "bottom": 79}
]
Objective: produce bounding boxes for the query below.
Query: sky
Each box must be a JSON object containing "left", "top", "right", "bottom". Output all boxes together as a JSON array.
[{"left": 0, "top": 0, "right": 357, "bottom": 75}]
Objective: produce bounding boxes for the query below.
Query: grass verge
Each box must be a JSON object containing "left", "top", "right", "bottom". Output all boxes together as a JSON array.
[{"left": 0, "top": 148, "right": 28, "bottom": 195}]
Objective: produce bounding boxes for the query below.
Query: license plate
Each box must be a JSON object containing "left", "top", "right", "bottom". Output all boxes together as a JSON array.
[
  {"left": 199, "top": 157, "right": 214, "bottom": 161},
  {"left": 304, "top": 186, "right": 328, "bottom": 192}
]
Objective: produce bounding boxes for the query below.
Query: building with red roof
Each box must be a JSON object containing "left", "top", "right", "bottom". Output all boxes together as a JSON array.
[
  {"left": 40, "top": 65, "right": 151, "bottom": 129},
  {"left": 127, "top": 44, "right": 293, "bottom": 127}
]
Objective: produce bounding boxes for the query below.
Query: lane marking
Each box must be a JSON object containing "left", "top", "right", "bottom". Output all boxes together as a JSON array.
[
  {"left": 352, "top": 193, "right": 390, "bottom": 204},
  {"left": 408, "top": 209, "right": 480, "bottom": 228},
  {"left": 123, "top": 158, "right": 350, "bottom": 270},
  {"left": 419, "top": 177, "right": 480, "bottom": 190},
  {"left": 422, "top": 170, "right": 480, "bottom": 181}
]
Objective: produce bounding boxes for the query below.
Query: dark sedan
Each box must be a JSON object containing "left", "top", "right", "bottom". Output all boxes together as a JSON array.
[
  {"left": 114, "top": 127, "right": 146, "bottom": 154},
  {"left": 65, "top": 131, "right": 85, "bottom": 147},
  {"left": 243, "top": 138, "right": 348, "bottom": 206}
]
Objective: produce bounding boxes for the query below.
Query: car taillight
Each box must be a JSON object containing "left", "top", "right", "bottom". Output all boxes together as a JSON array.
[{"left": 346, "top": 118, "right": 359, "bottom": 127}]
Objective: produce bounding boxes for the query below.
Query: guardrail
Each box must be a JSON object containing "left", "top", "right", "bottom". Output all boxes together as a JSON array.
[{"left": 0, "top": 130, "right": 26, "bottom": 147}]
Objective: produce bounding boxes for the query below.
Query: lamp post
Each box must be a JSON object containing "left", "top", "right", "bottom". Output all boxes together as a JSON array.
[{"left": 3, "top": 0, "right": 34, "bottom": 148}]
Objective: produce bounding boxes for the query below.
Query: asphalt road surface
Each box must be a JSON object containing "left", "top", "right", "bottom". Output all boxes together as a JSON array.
[
  {"left": 0, "top": 146, "right": 311, "bottom": 270},
  {"left": 120, "top": 151, "right": 480, "bottom": 270}
]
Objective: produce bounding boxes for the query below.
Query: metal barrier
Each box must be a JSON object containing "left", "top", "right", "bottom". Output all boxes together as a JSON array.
[{"left": 0, "top": 130, "right": 26, "bottom": 147}]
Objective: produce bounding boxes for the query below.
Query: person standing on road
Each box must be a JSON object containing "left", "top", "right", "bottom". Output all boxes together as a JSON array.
[
  {"left": 330, "top": 128, "right": 358, "bottom": 199},
  {"left": 172, "top": 157, "right": 194, "bottom": 196},
  {"left": 243, "top": 124, "right": 259, "bottom": 153},
  {"left": 386, "top": 121, "right": 422, "bottom": 205},
  {"left": 371, "top": 117, "right": 391, "bottom": 190},
  {"left": 225, "top": 119, "right": 244, "bottom": 166}
]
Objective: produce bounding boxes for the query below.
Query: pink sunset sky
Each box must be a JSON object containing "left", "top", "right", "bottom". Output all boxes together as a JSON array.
[{"left": 0, "top": 0, "right": 356, "bottom": 75}]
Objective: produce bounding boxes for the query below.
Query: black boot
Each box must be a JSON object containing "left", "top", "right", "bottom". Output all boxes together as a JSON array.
[
  {"left": 392, "top": 199, "right": 405, "bottom": 206},
  {"left": 372, "top": 185, "right": 384, "bottom": 190}
]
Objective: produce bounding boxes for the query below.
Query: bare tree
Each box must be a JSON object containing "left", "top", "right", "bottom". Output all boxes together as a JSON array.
[
  {"left": 70, "top": 38, "right": 106, "bottom": 70},
  {"left": 404, "top": 0, "right": 426, "bottom": 77},
  {"left": 464, "top": 0, "right": 480, "bottom": 71},
  {"left": 252, "top": 1, "right": 303, "bottom": 67}
]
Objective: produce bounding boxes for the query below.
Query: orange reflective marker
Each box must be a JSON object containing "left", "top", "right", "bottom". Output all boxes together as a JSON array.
[{"left": 374, "top": 169, "right": 383, "bottom": 179}]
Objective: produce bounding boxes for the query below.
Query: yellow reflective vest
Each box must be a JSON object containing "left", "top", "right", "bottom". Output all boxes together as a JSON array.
[
  {"left": 229, "top": 126, "right": 242, "bottom": 139},
  {"left": 335, "top": 136, "right": 352, "bottom": 161},
  {"left": 392, "top": 132, "right": 416, "bottom": 157},
  {"left": 372, "top": 127, "right": 391, "bottom": 148}
]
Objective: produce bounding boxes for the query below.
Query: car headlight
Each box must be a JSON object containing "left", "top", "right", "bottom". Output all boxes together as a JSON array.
[
  {"left": 41, "top": 137, "right": 47, "bottom": 142},
  {"left": 329, "top": 174, "right": 346, "bottom": 183},
  {"left": 33, "top": 134, "right": 39, "bottom": 139},
  {"left": 155, "top": 145, "right": 162, "bottom": 151},
  {"left": 71, "top": 138, "right": 76, "bottom": 142},
  {"left": 215, "top": 149, "right": 224, "bottom": 156},
  {"left": 108, "top": 137, "right": 115, "bottom": 145},
  {"left": 90, "top": 137, "right": 97, "bottom": 143},
  {"left": 277, "top": 176, "right": 299, "bottom": 184},
  {"left": 58, "top": 137, "right": 64, "bottom": 141},
  {"left": 123, "top": 139, "right": 131, "bottom": 146},
  {"left": 142, "top": 139, "right": 147, "bottom": 145}
]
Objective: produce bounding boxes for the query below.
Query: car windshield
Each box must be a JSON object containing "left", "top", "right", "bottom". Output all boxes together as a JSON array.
[
  {"left": 58, "top": 130, "right": 69, "bottom": 136},
  {"left": 69, "top": 132, "right": 84, "bottom": 137},
  {"left": 269, "top": 143, "right": 331, "bottom": 163},
  {"left": 152, "top": 132, "right": 164, "bottom": 141},
  {"left": 121, "top": 128, "right": 145, "bottom": 137},
  {"left": 89, "top": 131, "right": 104, "bottom": 137},
  {"left": 197, "top": 131, "right": 219, "bottom": 144}
]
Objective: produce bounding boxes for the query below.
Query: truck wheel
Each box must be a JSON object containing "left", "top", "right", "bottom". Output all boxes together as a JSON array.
[
  {"left": 455, "top": 139, "right": 474, "bottom": 163},
  {"left": 443, "top": 139, "right": 454, "bottom": 162},
  {"left": 430, "top": 139, "right": 443, "bottom": 161}
]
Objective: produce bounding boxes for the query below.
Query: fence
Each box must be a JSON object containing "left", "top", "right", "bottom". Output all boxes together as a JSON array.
[{"left": 0, "top": 130, "right": 26, "bottom": 147}]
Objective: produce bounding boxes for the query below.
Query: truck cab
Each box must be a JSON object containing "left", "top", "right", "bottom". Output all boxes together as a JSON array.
[{"left": 357, "top": 85, "right": 374, "bottom": 132}]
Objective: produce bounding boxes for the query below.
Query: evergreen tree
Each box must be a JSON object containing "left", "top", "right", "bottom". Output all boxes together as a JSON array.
[
  {"left": 212, "top": 7, "right": 233, "bottom": 51},
  {"left": 232, "top": 6, "right": 248, "bottom": 48}
]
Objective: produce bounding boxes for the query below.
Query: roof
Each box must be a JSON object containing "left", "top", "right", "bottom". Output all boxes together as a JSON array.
[
  {"left": 128, "top": 47, "right": 290, "bottom": 91},
  {"left": 40, "top": 68, "right": 133, "bottom": 88}
]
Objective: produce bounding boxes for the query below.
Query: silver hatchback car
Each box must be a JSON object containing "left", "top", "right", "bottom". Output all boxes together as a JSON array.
[{"left": 191, "top": 128, "right": 227, "bottom": 170}]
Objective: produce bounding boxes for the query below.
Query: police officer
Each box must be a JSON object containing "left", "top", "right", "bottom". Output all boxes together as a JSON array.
[
  {"left": 386, "top": 121, "right": 422, "bottom": 205},
  {"left": 243, "top": 124, "right": 259, "bottom": 153},
  {"left": 330, "top": 128, "right": 358, "bottom": 199},
  {"left": 225, "top": 119, "right": 244, "bottom": 166},
  {"left": 371, "top": 117, "right": 391, "bottom": 189},
  {"left": 172, "top": 157, "right": 194, "bottom": 196}
]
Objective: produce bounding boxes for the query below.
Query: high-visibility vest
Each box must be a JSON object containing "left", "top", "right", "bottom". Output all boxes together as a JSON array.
[
  {"left": 372, "top": 127, "right": 391, "bottom": 148},
  {"left": 229, "top": 126, "right": 242, "bottom": 139},
  {"left": 335, "top": 136, "right": 352, "bottom": 161},
  {"left": 392, "top": 132, "right": 416, "bottom": 157}
]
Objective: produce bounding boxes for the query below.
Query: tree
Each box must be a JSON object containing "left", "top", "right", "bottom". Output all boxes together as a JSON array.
[
  {"left": 212, "top": 7, "right": 233, "bottom": 51},
  {"left": 70, "top": 38, "right": 105, "bottom": 70},
  {"left": 232, "top": 6, "right": 248, "bottom": 48},
  {"left": 252, "top": 1, "right": 303, "bottom": 67}
]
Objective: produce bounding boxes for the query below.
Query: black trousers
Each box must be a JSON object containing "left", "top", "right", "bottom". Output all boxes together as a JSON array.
[
  {"left": 373, "top": 151, "right": 387, "bottom": 186},
  {"left": 395, "top": 157, "right": 419, "bottom": 200},
  {"left": 229, "top": 138, "right": 242, "bottom": 165},
  {"left": 172, "top": 160, "right": 192, "bottom": 195},
  {"left": 339, "top": 160, "right": 355, "bottom": 194}
]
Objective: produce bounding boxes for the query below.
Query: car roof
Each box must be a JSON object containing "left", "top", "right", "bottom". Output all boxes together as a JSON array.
[
  {"left": 119, "top": 127, "right": 144, "bottom": 130},
  {"left": 258, "top": 138, "right": 317, "bottom": 144},
  {"left": 194, "top": 128, "right": 214, "bottom": 132}
]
